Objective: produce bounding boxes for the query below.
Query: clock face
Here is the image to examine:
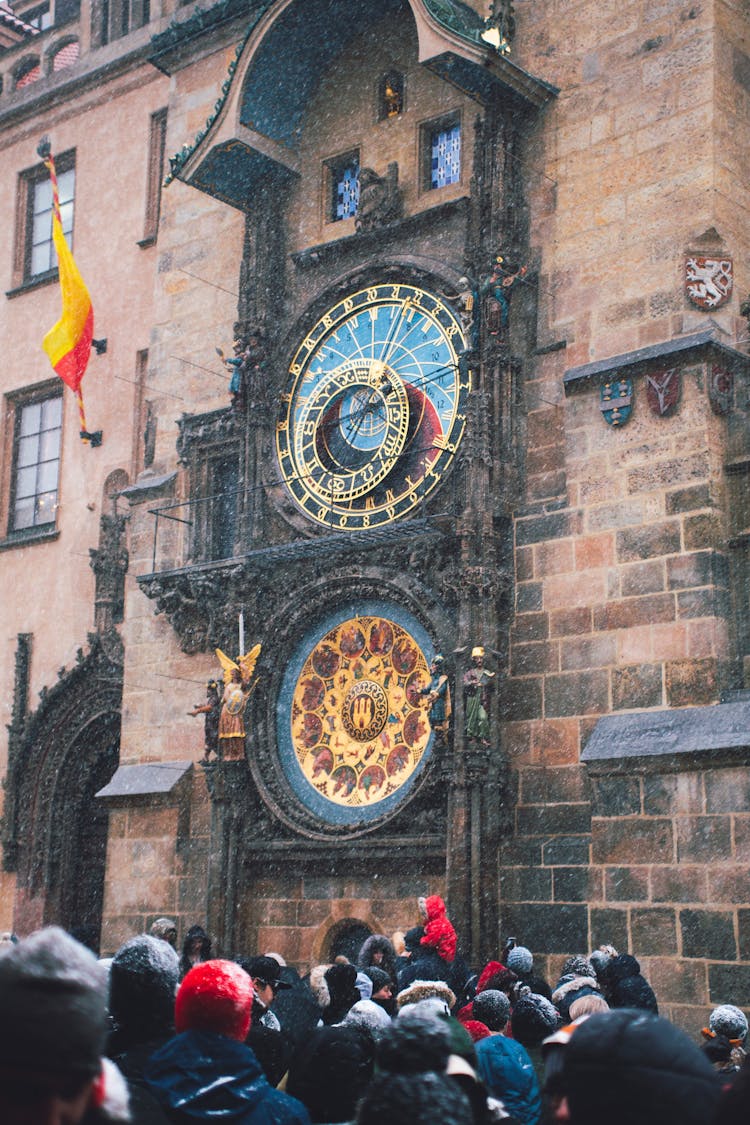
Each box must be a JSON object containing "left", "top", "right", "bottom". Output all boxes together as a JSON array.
[
  {"left": 277, "top": 604, "right": 436, "bottom": 825},
  {"left": 276, "top": 282, "right": 469, "bottom": 529}
]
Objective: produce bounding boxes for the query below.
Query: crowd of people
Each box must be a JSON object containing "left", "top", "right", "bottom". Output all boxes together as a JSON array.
[{"left": 0, "top": 894, "right": 748, "bottom": 1124}]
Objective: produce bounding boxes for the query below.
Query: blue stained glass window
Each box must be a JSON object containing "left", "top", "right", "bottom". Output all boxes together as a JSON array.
[
  {"left": 333, "top": 159, "right": 359, "bottom": 221},
  {"left": 430, "top": 122, "right": 461, "bottom": 189}
]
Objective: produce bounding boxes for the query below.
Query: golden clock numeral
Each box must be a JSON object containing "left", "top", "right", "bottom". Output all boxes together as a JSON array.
[
  {"left": 322, "top": 315, "right": 333, "bottom": 329},
  {"left": 343, "top": 297, "right": 354, "bottom": 313},
  {"left": 368, "top": 307, "right": 378, "bottom": 322},
  {"left": 367, "top": 288, "right": 378, "bottom": 301},
  {"left": 289, "top": 365, "right": 301, "bottom": 376},
  {"left": 364, "top": 497, "right": 375, "bottom": 509},
  {"left": 276, "top": 420, "right": 288, "bottom": 432},
  {"left": 391, "top": 285, "right": 401, "bottom": 300},
  {"left": 338, "top": 515, "right": 348, "bottom": 528},
  {"left": 317, "top": 506, "right": 329, "bottom": 521},
  {"left": 362, "top": 513, "right": 371, "bottom": 527},
  {"left": 386, "top": 505, "right": 396, "bottom": 520},
  {"left": 446, "top": 324, "right": 459, "bottom": 337}
]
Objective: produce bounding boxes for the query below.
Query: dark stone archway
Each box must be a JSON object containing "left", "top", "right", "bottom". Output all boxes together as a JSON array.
[{"left": 2, "top": 631, "right": 122, "bottom": 950}]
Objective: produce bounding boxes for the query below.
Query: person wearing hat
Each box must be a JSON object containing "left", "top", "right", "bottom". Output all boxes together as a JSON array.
[
  {"left": 463, "top": 647, "right": 495, "bottom": 746},
  {"left": 701, "top": 1003, "right": 748, "bottom": 1077},
  {"left": 149, "top": 918, "right": 177, "bottom": 949},
  {"left": 419, "top": 654, "right": 452, "bottom": 746},
  {"left": 0, "top": 926, "right": 125, "bottom": 1125},
  {"left": 145, "top": 959, "right": 310, "bottom": 1125},
  {"left": 242, "top": 954, "right": 292, "bottom": 1031}
]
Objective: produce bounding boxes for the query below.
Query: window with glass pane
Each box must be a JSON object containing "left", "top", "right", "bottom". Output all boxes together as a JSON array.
[
  {"left": 11, "top": 395, "right": 62, "bottom": 532},
  {"left": 429, "top": 121, "right": 461, "bottom": 189},
  {"left": 330, "top": 154, "right": 359, "bottom": 221},
  {"left": 28, "top": 166, "right": 75, "bottom": 279}
]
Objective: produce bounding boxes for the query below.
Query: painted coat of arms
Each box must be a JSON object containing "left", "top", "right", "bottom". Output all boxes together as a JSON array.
[
  {"left": 645, "top": 368, "right": 680, "bottom": 417},
  {"left": 685, "top": 256, "right": 733, "bottom": 309},
  {"left": 599, "top": 378, "right": 633, "bottom": 426}
]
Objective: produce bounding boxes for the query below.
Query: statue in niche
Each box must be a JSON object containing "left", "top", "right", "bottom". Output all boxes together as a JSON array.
[
  {"left": 463, "top": 646, "right": 495, "bottom": 746},
  {"left": 419, "top": 653, "right": 452, "bottom": 749},
  {"left": 188, "top": 679, "right": 221, "bottom": 760},
  {"left": 355, "top": 163, "right": 402, "bottom": 232},
  {"left": 217, "top": 324, "right": 265, "bottom": 411},
  {"left": 215, "top": 644, "right": 262, "bottom": 760},
  {"left": 480, "top": 254, "right": 527, "bottom": 342}
]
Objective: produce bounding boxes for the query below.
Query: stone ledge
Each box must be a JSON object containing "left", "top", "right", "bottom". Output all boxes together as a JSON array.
[
  {"left": 96, "top": 760, "right": 193, "bottom": 802},
  {"left": 563, "top": 330, "right": 750, "bottom": 390},
  {"left": 582, "top": 701, "right": 750, "bottom": 773}
]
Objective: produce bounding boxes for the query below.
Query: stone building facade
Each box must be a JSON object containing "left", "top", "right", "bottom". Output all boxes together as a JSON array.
[{"left": 0, "top": 0, "right": 749, "bottom": 1032}]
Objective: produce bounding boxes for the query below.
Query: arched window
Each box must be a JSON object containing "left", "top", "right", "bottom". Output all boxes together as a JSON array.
[
  {"left": 14, "top": 57, "right": 41, "bottom": 90},
  {"left": 50, "top": 39, "right": 80, "bottom": 72}
]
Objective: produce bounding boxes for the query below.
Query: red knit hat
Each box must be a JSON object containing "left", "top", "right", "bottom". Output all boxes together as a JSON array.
[
  {"left": 476, "top": 960, "right": 506, "bottom": 993},
  {"left": 419, "top": 895, "right": 457, "bottom": 962},
  {"left": 462, "top": 1019, "right": 492, "bottom": 1043},
  {"left": 175, "top": 959, "right": 253, "bottom": 1041}
]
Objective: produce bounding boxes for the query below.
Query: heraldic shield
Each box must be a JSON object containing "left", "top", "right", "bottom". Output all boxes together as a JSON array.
[
  {"left": 685, "top": 256, "right": 733, "bottom": 310},
  {"left": 600, "top": 378, "right": 633, "bottom": 426},
  {"left": 709, "top": 365, "right": 733, "bottom": 416},
  {"left": 646, "top": 368, "right": 681, "bottom": 417}
]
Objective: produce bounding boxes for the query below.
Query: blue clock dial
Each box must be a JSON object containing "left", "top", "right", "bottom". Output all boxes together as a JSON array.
[{"left": 277, "top": 283, "right": 469, "bottom": 529}]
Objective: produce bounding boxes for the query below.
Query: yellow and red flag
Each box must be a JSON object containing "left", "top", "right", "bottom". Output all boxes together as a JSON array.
[{"left": 40, "top": 143, "right": 96, "bottom": 441}]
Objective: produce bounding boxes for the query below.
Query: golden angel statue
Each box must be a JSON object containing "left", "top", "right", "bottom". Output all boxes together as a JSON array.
[{"left": 215, "top": 644, "right": 261, "bottom": 760}]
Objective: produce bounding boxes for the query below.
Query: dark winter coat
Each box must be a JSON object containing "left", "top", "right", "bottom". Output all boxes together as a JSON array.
[
  {"left": 144, "top": 1029, "right": 311, "bottom": 1125},
  {"left": 474, "top": 1034, "right": 541, "bottom": 1125},
  {"left": 551, "top": 975, "right": 602, "bottom": 1022},
  {"left": 397, "top": 947, "right": 454, "bottom": 991},
  {"left": 603, "top": 955, "right": 658, "bottom": 1014}
]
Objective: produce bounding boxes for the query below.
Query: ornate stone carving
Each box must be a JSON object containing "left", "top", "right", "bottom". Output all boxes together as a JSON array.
[
  {"left": 90, "top": 513, "right": 129, "bottom": 631},
  {"left": 355, "top": 163, "right": 403, "bottom": 233}
]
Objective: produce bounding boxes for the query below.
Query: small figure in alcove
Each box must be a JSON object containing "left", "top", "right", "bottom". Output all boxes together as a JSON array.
[
  {"left": 188, "top": 679, "right": 221, "bottom": 760},
  {"left": 463, "top": 646, "right": 495, "bottom": 746},
  {"left": 217, "top": 325, "right": 265, "bottom": 411},
  {"left": 480, "top": 255, "right": 527, "bottom": 342}
]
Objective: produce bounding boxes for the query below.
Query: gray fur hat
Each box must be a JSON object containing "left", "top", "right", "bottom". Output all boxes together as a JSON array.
[
  {"left": 505, "top": 945, "right": 533, "bottom": 975},
  {"left": 709, "top": 1004, "right": 748, "bottom": 1042}
]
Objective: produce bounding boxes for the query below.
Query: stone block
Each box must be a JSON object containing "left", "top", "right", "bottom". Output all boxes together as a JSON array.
[
  {"left": 592, "top": 818, "right": 673, "bottom": 864},
  {"left": 510, "top": 641, "right": 559, "bottom": 676},
  {"left": 574, "top": 532, "right": 615, "bottom": 570},
  {"left": 611, "top": 663, "right": 663, "bottom": 710},
  {"left": 500, "top": 903, "right": 588, "bottom": 954},
  {"left": 620, "top": 560, "right": 665, "bottom": 597},
  {"left": 587, "top": 499, "right": 645, "bottom": 532},
  {"left": 590, "top": 907, "right": 629, "bottom": 951},
  {"left": 499, "top": 677, "right": 544, "bottom": 723},
  {"left": 733, "top": 817, "right": 750, "bottom": 861},
  {"left": 593, "top": 593, "right": 675, "bottom": 631},
  {"left": 258, "top": 899, "right": 299, "bottom": 925},
  {"left": 535, "top": 540, "right": 575, "bottom": 576},
  {"left": 542, "top": 836, "right": 591, "bottom": 866},
  {"left": 738, "top": 910, "right": 750, "bottom": 960},
  {"left": 521, "top": 766, "right": 589, "bottom": 805},
  {"left": 676, "top": 588, "right": 723, "bottom": 619},
  {"left": 553, "top": 867, "right": 601, "bottom": 902},
  {"left": 665, "top": 483, "right": 712, "bottom": 514},
  {"left": 648, "top": 957, "right": 708, "bottom": 1005},
  {"left": 705, "top": 769, "right": 750, "bottom": 814},
  {"left": 651, "top": 865, "right": 708, "bottom": 904},
  {"left": 550, "top": 607, "right": 592, "bottom": 636},
  {"left": 531, "top": 718, "right": 581, "bottom": 766},
  {"left": 709, "top": 963, "right": 750, "bottom": 1005},
  {"left": 499, "top": 866, "right": 553, "bottom": 902},
  {"left": 666, "top": 659, "right": 718, "bottom": 706},
  {"left": 642, "top": 774, "right": 703, "bottom": 817},
  {"left": 516, "top": 582, "right": 544, "bottom": 613},
  {"left": 631, "top": 907, "right": 677, "bottom": 955},
  {"left": 676, "top": 816, "right": 731, "bottom": 862},
  {"left": 681, "top": 909, "right": 737, "bottom": 960},
  {"left": 560, "top": 635, "right": 616, "bottom": 671},
  {"left": 683, "top": 512, "right": 723, "bottom": 550},
  {"left": 516, "top": 510, "right": 583, "bottom": 546},
  {"left": 517, "top": 546, "right": 534, "bottom": 582},
  {"left": 544, "top": 670, "right": 609, "bottom": 717},
  {"left": 666, "top": 551, "right": 722, "bottom": 590},
  {"left": 501, "top": 837, "right": 544, "bottom": 866},
  {"left": 604, "top": 866, "right": 649, "bottom": 902},
  {"left": 616, "top": 521, "right": 681, "bottom": 562},
  {"left": 591, "top": 776, "right": 641, "bottom": 817},
  {"left": 510, "top": 613, "right": 550, "bottom": 643},
  {"left": 545, "top": 571, "right": 608, "bottom": 609},
  {"left": 710, "top": 866, "right": 750, "bottom": 903},
  {"left": 516, "top": 802, "right": 592, "bottom": 836}
]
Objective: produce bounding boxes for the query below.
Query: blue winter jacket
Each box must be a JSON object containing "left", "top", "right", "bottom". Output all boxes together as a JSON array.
[
  {"left": 475, "top": 1033, "right": 541, "bottom": 1125},
  {"left": 144, "top": 1029, "right": 311, "bottom": 1125}
]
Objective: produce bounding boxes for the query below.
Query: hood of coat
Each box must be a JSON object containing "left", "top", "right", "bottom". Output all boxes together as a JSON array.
[{"left": 145, "top": 1029, "right": 273, "bottom": 1120}]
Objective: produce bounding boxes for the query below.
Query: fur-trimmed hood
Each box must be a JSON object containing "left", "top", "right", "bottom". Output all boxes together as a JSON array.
[{"left": 308, "top": 964, "right": 331, "bottom": 1010}]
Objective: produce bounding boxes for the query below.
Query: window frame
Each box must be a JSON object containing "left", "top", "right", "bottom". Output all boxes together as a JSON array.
[
  {"left": 323, "top": 149, "right": 360, "bottom": 225},
  {"left": 2, "top": 380, "right": 64, "bottom": 546},
  {"left": 139, "top": 107, "right": 167, "bottom": 247},
  {"left": 419, "top": 110, "right": 462, "bottom": 194},
  {"left": 11, "top": 149, "right": 75, "bottom": 293}
]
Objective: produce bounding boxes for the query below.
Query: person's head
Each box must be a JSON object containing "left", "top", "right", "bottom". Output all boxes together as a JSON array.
[
  {"left": 568, "top": 994, "right": 609, "bottom": 1020},
  {"left": 244, "top": 954, "right": 287, "bottom": 1010},
  {"left": 471, "top": 646, "right": 484, "bottom": 666},
  {"left": 365, "top": 966, "right": 392, "bottom": 1001},
  {"left": 0, "top": 926, "right": 109, "bottom": 1125},
  {"left": 357, "top": 1071, "right": 473, "bottom": 1125},
  {"left": 431, "top": 654, "right": 445, "bottom": 673},
  {"left": 175, "top": 959, "right": 253, "bottom": 1041},
  {"left": 707, "top": 1003, "right": 748, "bottom": 1044},
  {"left": 505, "top": 945, "right": 533, "bottom": 977},
  {"left": 287, "top": 1025, "right": 375, "bottom": 1123},
  {"left": 182, "top": 925, "right": 211, "bottom": 966},
  {"left": 149, "top": 918, "right": 178, "bottom": 949},
  {"left": 512, "top": 993, "right": 560, "bottom": 1048},
  {"left": 231, "top": 667, "right": 242, "bottom": 683},
  {"left": 471, "top": 989, "right": 510, "bottom": 1032},
  {"left": 109, "top": 934, "right": 179, "bottom": 1041},
  {"left": 557, "top": 1009, "right": 719, "bottom": 1125}
]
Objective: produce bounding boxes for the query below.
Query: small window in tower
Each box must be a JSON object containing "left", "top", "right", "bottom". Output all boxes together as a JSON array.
[
  {"left": 326, "top": 151, "right": 360, "bottom": 222},
  {"left": 422, "top": 114, "right": 461, "bottom": 191},
  {"left": 378, "top": 71, "right": 404, "bottom": 120}
]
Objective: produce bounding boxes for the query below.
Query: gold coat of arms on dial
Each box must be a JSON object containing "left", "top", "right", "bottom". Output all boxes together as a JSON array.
[{"left": 276, "top": 283, "right": 470, "bottom": 529}]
